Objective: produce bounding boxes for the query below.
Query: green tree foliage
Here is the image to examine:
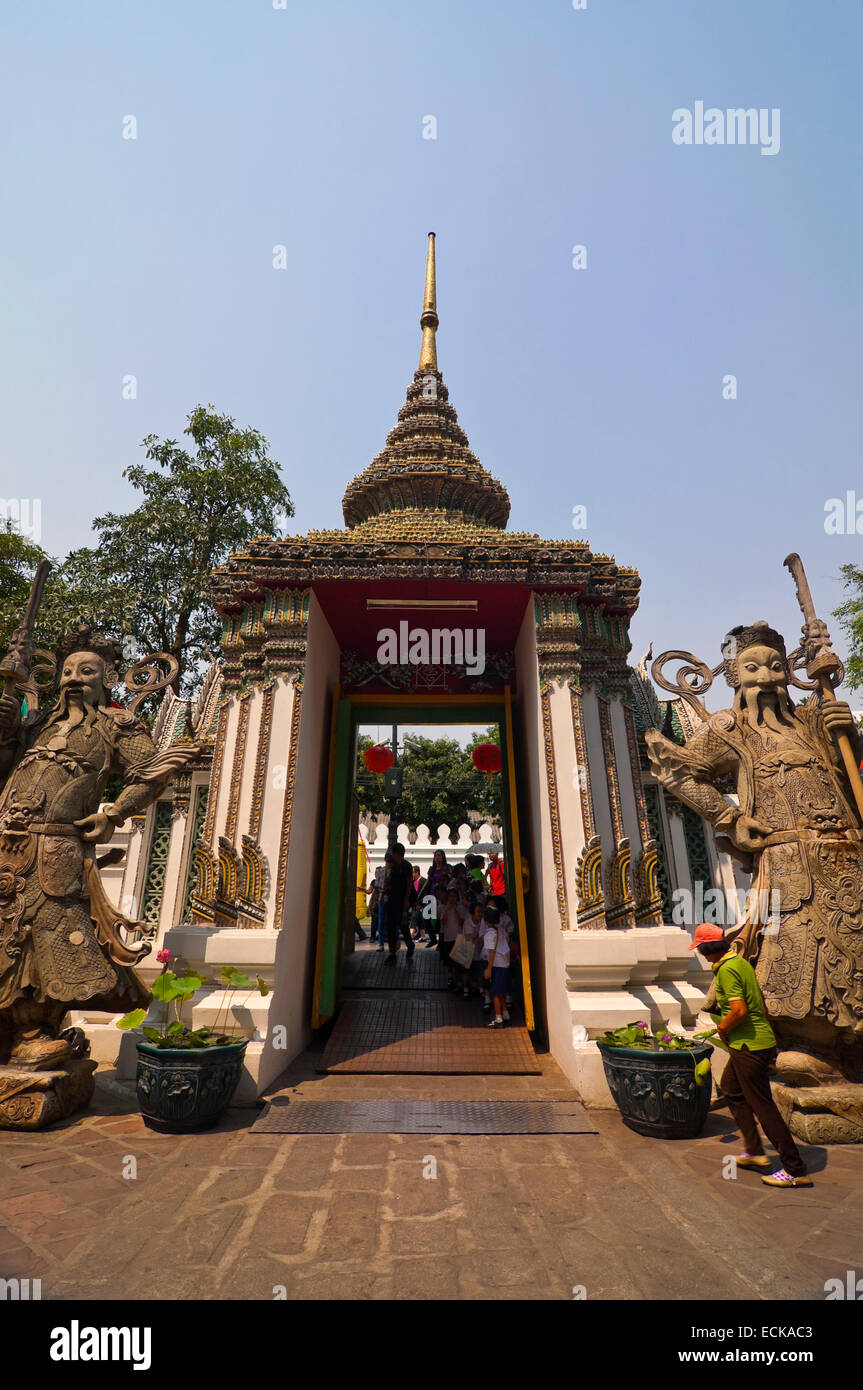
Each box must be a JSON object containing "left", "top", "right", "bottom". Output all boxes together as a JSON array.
[
  {"left": 1, "top": 407, "right": 293, "bottom": 698},
  {"left": 834, "top": 564, "right": 863, "bottom": 691},
  {"left": 355, "top": 726, "right": 501, "bottom": 830},
  {"left": 0, "top": 521, "right": 55, "bottom": 649}
]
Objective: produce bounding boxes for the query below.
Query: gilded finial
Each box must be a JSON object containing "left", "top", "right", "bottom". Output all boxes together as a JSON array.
[{"left": 419, "top": 232, "right": 438, "bottom": 371}]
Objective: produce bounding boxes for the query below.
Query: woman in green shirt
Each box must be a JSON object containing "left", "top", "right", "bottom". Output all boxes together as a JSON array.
[{"left": 691, "top": 924, "right": 811, "bottom": 1188}]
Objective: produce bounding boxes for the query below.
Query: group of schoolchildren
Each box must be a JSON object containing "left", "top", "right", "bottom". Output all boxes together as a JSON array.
[{"left": 368, "top": 847, "right": 515, "bottom": 1029}]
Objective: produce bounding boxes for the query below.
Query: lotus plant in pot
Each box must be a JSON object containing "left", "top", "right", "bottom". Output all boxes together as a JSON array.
[
  {"left": 117, "top": 950, "right": 269, "bottom": 1132},
  {"left": 596, "top": 1020, "right": 717, "bottom": 1139}
]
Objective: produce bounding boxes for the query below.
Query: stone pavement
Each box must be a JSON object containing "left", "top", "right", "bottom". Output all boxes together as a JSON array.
[{"left": 0, "top": 1048, "right": 861, "bottom": 1302}]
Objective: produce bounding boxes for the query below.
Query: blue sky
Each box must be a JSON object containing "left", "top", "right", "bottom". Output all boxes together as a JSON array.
[{"left": 2, "top": 1, "right": 861, "bottom": 701}]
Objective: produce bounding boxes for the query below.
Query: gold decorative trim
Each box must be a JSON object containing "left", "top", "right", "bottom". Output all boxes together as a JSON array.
[
  {"left": 237, "top": 835, "right": 269, "bottom": 926},
  {"left": 607, "top": 838, "right": 634, "bottom": 928},
  {"left": 273, "top": 680, "right": 303, "bottom": 929},
  {"left": 623, "top": 699, "right": 651, "bottom": 845},
  {"left": 597, "top": 696, "right": 625, "bottom": 845},
  {"left": 623, "top": 697, "right": 664, "bottom": 924},
  {"left": 569, "top": 683, "right": 595, "bottom": 841},
  {"left": 202, "top": 699, "right": 230, "bottom": 843},
  {"left": 224, "top": 690, "right": 252, "bottom": 841},
  {"left": 540, "top": 686, "right": 569, "bottom": 930},
  {"left": 569, "top": 685, "right": 607, "bottom": 928},
  {"left": 634, "top": 838, "right": 664, "bottom": 925},
  {"left": 189, "top": 841, "right": 217, "bottom": 923},
  {"left": 248, "top": 681, "right": 275, "bottom": 842},
  {"left": 575, "top": 835, "right": 605, "bottom": 928},
  {"left": 597, "top": 696, "right": 635, "bottom": 927}
]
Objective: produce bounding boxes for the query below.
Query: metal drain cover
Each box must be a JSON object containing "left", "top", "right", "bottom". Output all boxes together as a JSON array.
[{"left": 250, "top": 1100, "right": 597, "bottom": 1135}]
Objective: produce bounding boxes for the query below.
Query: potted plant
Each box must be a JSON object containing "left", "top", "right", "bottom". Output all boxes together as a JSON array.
[
  {"left": 117, "top": 951, "right": 269, "bottom": 1132},
  {"left": 596, "top": 1020, "right": 716, "bottom": 1139}
]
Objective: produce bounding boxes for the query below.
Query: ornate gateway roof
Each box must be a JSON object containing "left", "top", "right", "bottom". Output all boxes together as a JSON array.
[{"left": 211, "top": 235, "right": 640, "bottom": 618}]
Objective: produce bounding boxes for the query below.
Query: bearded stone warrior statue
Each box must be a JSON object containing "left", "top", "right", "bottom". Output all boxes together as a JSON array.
[
  {"left": 646, "top": 605, "right": 863, "bottom": 1143},
  {"left": 0, "top": 618, "right": 202, "bottom": 1128}
]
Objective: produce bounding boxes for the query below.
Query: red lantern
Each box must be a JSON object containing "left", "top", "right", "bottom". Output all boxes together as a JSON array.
[
  {"left": 472, "top": 743, "right": 502, "bottom": 783},
  {"left": 363, "top": 743, "right": 394, "bottom": 775}
]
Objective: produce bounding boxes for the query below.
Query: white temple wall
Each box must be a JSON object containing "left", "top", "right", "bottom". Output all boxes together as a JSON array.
[
  {"left": 549, "top": 678, "right": 589, "bottom": 916},
  {"left": 362, "top": 820, "right": 503, "bottom": 885},
  {"left": 514, "top": 599, "right": 580, "bottom": 1091},
  {"left": 259, "top": 679, "right": 299, "bottom": 933},
  {"left": 610, "top": 695, "right": 643, "bottom": 854},
  {"left": 258, "top": 592, "right": 340, "bottom": 1092},
  {"left": 157, "top": 811, "right": 187, "bottom": 937},
  {"left": 581, "top": 686, "right": 615, "bottom": 861}
]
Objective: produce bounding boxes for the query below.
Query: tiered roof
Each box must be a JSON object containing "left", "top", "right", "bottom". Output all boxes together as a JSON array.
[{"left": 212, "top": 235, "right": 640, "bottom": 617}]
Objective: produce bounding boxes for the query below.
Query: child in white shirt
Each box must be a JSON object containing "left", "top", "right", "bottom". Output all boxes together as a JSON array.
[{"left": 482, "top": 902, "right": 511, "bottom": 1027}]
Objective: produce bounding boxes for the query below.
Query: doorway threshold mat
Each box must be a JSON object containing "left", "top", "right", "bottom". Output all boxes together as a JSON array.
[
  {"left": 251, "top": 1099, "right": 596, "bottom": 1134},
  {"left": 342, "top": 948, "right": 450, "bottom": 990},
  {"left": 319, "top": 999, "right": 540, "bottom": 1074}
]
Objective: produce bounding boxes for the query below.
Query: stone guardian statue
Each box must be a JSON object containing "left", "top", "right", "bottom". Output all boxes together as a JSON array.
[
  {"left": 0, "top": 577, "right": 202, "bottom": 1128},
  {"left": 646, "top": 556, "right": 863, "bottom": 1142}
]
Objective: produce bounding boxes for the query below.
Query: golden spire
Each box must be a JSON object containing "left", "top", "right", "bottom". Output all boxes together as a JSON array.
[{"left": 418, "top": 232, "right": 438, "bottom": 371}]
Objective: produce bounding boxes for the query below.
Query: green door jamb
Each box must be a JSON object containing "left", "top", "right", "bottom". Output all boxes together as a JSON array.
[{"left": 312, "top": 690, "right": 354, "bottom": 1026}]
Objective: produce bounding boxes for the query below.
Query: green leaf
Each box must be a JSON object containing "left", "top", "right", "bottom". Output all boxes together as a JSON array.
[
  {"left": 166, "top": 1020, "right": 185, "bottom": 1036},
  {"left": 256, "top": 976, "right": 269, "bottom": 997},
  {"left": 222, "top": 966, "right": 251, "bottom": 989},
  {"left": 142, "top": 1026, "right": 163, "bottom": 1042},
  {"left": 152, "top": 969, "right": 203, "bottom": 1003},
  {"left": 694, "top": 1057, "right": 712, "bottom": 1087},
  {"left": 151, "top": 971, "right": 179, "bottom": 1002},
  {"left": 116, "top": 1008, "right": 148, "bottom": 1031}
]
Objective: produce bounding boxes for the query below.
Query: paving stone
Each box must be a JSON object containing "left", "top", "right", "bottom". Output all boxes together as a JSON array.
[
  {"left": 195, "top": 1167, "right": 275, "bottom": 1205},
  {"left": 390, "top": 1216, "right": 460, "bottom": 1256},
  {"left": 338, "top": 1134, "right": 399, "bottom": 1165},
  {"left": 290, "top": 1261, "right": 379, "bottom": 1300},
  {"left": 382, "top": 1254, "right": 461, "bottom": 1298},
  {"left": 331, "top": 1165, "right": 390, "bottom": 1192},
  {"left": 387, "top": 1179, "right": 452, "bottom": 1217},
  {"left": 317, "top": 1193, "right": 381, "bottom": 1261},
  {"left": 248, "top": 1195, "right": 322, "bottom": 1256},
  {"left": 219, "top": 1252, "right": 302, "bottom": 1301},
  {"left": 272, "top": 1137, "right": 339, "bottom": 1189}
]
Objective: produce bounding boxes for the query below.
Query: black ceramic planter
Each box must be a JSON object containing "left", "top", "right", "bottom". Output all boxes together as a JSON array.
[
  {"left": 597, "top": 1042, "right": 714, "bottom": 1139},
  {"left": 135, "top": 1039, "right": 249, "bottom": 1132}
]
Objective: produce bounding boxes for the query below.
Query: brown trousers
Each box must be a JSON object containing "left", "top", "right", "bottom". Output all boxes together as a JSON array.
[{"left": 720, "top": 1045, "right": 807, "bottom": 1176}]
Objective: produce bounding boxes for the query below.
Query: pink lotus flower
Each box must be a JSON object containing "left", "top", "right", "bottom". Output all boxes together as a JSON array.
[{"left": 157, "top": 949, "right": 172, "bottom": 964}]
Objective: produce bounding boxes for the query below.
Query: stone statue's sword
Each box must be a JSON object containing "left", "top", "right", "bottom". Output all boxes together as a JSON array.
[
  {"left": 784, "top": 550, "right": 863, "bottom": 823},
  {"left": 0, "top": 559, "right": 52, "bottom": 698}
]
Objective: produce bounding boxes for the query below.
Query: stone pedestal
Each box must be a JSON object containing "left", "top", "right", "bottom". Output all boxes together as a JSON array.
[
  {"left": 773, "top": 1081, "right": 863, "bottom": 1145},
  {"left": 0, "top": 1057, "right": 98, "bottom": 1130}
]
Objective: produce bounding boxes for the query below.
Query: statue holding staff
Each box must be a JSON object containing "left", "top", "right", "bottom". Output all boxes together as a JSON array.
[
  {"left": 646, "top": 554, "right": 863, "bottom": 1142},
  {"left": 0, "top": 565, "right": 202, "bottom": 1127}
]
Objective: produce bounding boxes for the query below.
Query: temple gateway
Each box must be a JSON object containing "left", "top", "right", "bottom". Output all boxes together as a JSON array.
[{"left": 80, "top": 237, "right": 744, "bottom": 1103}]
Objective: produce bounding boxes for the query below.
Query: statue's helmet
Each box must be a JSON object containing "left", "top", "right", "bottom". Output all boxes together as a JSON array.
[
  {"left": 55, "top": 626, "right": 124, "bottom": 701},
  {"left": 721, "top": 621, "right": 788, "bottom": 689}
]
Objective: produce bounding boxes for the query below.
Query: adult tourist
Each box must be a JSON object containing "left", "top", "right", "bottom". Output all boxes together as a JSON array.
[
  {"left": 382, "top": 842, "right": 414, "bottom": 964},
  {"left": 410, "top": 863, "right": 426, "bottom": 942},
  {"left": 366, "top": 856, "right": 389, "bottom": 950},
  {"left": 421, "top": 848, "right": 449, "bottom": 947},
  {"left": 487, "top": 849, "right": 506, "bottom": 899},
  {"left": 691, "top": 924, "right": 811, "bottom": 1188}
]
